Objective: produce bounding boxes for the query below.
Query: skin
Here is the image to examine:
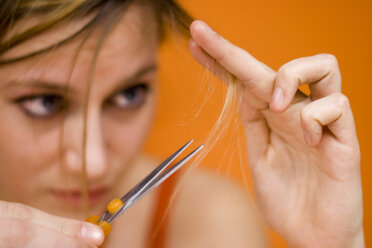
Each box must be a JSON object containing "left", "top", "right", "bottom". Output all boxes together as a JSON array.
[
  {"left": 0, "top": 3, "right": 264, "bottom": 248},
  {"left": 0, "top": 3, "right": 159, "bottom": 247},
  {"left": 0, "top": 2, "right": 364, "bottom": 248},
  {"left": 189, "top": 20, "right": 364, "bottom": 247}
]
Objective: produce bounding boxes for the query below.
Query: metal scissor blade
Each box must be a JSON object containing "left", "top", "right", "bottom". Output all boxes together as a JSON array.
[
  {"left": 111, "top": 144, "right": 204, "bottom": 221},
  {"left": 100, "top": 140, "right": 194, "bottom": 222},
  {"left": 120, "top": 139, "right": 194, "bottom": 204}
]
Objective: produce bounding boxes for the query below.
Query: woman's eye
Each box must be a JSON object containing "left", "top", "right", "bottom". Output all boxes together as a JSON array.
[
  {"left": 17, "top": 94, "right": 65, "bottom": 118},
  {"left": 109, "top": 84, "right": 149, "bottom": 110}
]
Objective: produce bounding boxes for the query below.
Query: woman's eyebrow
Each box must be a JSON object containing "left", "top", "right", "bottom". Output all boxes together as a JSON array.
[
  {"left": 1, "top": 80, "right": 73, "bottom": 93},
  {"left": 108, "top": 64, "right": 157, "bottom": 94},
  {"left": 1, "top": 64, "right": 157, "bottom": 92},
  {"left": 123, "top": 64, "right": 157, "bottom": 83}
]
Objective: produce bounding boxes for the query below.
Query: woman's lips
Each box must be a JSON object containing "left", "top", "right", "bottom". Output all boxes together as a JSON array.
[{"left": 50, "top": 187, "right": 108, "bottom": 206}]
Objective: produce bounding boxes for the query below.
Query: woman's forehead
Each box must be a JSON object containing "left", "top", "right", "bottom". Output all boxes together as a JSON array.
[
  {"left": 1, "top": 2, "right": 159, "bottom": 60},
  {"left": 0, "top": 3, "right": 159, "bottom": 93}
]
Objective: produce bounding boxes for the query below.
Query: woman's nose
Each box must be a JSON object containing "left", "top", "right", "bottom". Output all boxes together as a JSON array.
[{"left": 62, "top": 109, "right": 107, "bottom": 180}]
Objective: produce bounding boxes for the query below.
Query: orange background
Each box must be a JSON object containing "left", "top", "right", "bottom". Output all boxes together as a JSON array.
[{"left": 145, "top": 0, "right": 372, "bottom": 247}]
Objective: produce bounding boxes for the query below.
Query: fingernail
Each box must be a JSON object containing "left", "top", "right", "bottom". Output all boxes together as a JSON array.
[
  {"left": 81, "top": 223, "right": 104, "bottom": 245},
  {"left": 272, "top": 87, "right": 284, "bottom": 107},
  {"left": 304, "top": 132, "right": 312, "bottom": 146}
]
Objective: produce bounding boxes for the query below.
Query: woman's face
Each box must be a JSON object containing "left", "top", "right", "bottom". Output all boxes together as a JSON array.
[{"left": 0, "top": 3, "right": 158, "bottom": 217}]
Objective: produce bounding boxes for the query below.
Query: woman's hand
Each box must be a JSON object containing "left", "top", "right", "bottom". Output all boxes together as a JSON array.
[
  {"left": 189, "top": 20, "right": 364, "bottom": 248},
  {"left": 0, "top": 200, "right": 104, "bottom": 247}
]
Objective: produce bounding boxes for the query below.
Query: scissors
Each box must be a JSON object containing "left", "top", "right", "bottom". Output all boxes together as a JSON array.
[{"left": 86, "top": 140, "right": 204, "bottom": 237}]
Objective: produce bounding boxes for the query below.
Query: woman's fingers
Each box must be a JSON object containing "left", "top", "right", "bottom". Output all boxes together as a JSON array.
[
  {"left": 190, "top": 20, "right": 276, "bottom": 103},
  {"left": 188, "top": 39, "right": 232, "bottom": 83},
  {"left": 188, "top": 36, "right": 271, "bottom": 164},
  {"left": 190, "top": 20, "right": 344, "bottom": 116},
  {"left": 0, "top": 201, "right": 104, "bottom": 246},
  {"left": 240, "top": 97, "right": 270, "bottom": 166},
  {"left": 271, "top": 54, "right": 342, "bottom": 112},
  {"left": 300, "top": 93, "right": 356, "bottom": 147},
  {"left": 0, "top": 218, "right": 97, "bottom": 248}
]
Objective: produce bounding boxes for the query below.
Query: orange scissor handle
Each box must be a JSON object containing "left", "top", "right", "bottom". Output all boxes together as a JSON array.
[
  {"left": 86, "top": 215, "right": 112, "bottom": 238},
  {"left": 86, "top": 214, "right": 100, "bottom": 224},
  {"left": 86, "top": 198, "right": 124, "bottom": 238},
  {"left": 97, "top": 221, "right": 112, "bottom": 236},
  {"left": 107, "top": 198, "right": 123, "bottom": 214}
]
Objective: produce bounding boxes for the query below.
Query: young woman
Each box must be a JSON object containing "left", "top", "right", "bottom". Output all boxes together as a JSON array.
[{"left": 0, "top": 0, "right": 364, "bottom": 247}]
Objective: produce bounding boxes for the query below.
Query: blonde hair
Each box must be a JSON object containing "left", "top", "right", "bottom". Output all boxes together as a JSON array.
[
  {"left": 0, "top": 0, "right": 242, "bottom": 222},
  {"left": 0, "top": 0, "right": 194, "bottom": 214},
  {"left": 0, "top": 0, "right": 192, "bottom": 63}
]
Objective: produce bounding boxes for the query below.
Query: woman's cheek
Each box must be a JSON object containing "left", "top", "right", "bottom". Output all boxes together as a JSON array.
[
  {"left": 0, "top": 136, "right": 41, "bottom": 202},
  {"left": 0, "top": 114, "right": 59, "bottom": 202}
]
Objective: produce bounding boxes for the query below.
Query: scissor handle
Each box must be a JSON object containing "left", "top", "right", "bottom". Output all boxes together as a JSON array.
[
  {"left": 86, "top": 215, "right": 111, "bottom": 238},
  {"left": 107, "top": 198, "right": 124, "bottom": 214},
  {"left": 86, "top": 198, "right": 124, "bottom": 237},
  {"left": 86, "top": 215, "right": 100, "bottom": 224}
]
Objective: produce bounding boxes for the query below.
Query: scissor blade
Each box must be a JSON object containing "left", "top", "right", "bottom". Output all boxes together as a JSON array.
[
  {"left": 111, "top": 144, "right": 204, "bottom": 221},
  {"left": 100, "top": 140, "right": 193, "bottom": 222},
  {"left": 120, "top": 139, "right": 194, "bottom": 204}
]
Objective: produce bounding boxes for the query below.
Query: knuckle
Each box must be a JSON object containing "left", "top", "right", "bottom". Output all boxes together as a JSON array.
[
  {"left": 6, "top": 202, "right": 33, "bottom": 220},
  {"left": 300, "top": 105, "right": 313, "bottom": 123},
  {"left": 277, "top": 64, "right": 292, "bottom": 80},
  {"left": 319, "top": 53, "right": 339, "bottom": 68},
  {"left": 300, "top": 107, "right": 322, "bottom": 134},
  {"left": 214, "top": 51, "right": 225, "bottom": 64},
  {"left": 277, "top": 64, "right": 299, "bottom": 87},
  {"left": 0, "top": 219, "right": 31, "bottom": 246},
  {"left": 215, "top": 46, "right": 232, "bottom": 64},
  {"left": 333, "top": 93, "right": 349, "bottom": 109}
]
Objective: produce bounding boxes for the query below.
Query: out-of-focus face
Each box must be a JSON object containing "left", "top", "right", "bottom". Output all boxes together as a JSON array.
[{"left": 0, "top": 3, "right": 158, "bottom": 218}]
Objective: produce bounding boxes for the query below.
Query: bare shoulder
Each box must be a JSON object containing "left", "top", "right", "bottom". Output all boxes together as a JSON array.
[{"left": 168, "top": 167, "right": 268, "bottom": 248}]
